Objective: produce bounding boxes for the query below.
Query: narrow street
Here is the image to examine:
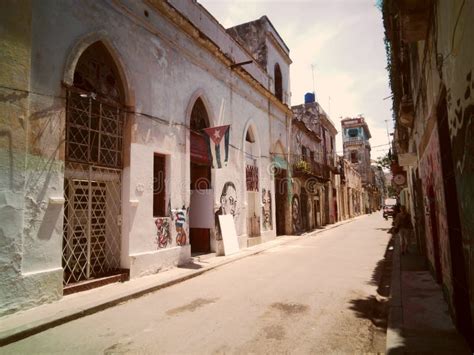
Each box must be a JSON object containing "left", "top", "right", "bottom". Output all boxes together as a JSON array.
[{"left": 3, "top": 213, "right": 392, "bottom": 354}]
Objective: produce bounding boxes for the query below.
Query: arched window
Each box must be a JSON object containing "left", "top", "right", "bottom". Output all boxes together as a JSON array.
[
  {"left": 190, "top": 97, "right": 211, "bottom": 186},
  {"left": 244, "top": 125, "right": 259, "bottom": 192},
  {"left": 246, "top": 128, "right": 255, "bottom": 143},
  {"left": 190, "top": 98, "right": 210, "bottom": 131},
  {"left": 67, "top": 41, "right": 125, "bottom": 168},
  {"left": 274, "top": 63, "right": 283, "bottom": 102}
]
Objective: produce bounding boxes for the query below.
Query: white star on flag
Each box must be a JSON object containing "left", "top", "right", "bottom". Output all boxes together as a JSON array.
[{"left": 202, "top": 125, "right": 231, "bottom": 169}]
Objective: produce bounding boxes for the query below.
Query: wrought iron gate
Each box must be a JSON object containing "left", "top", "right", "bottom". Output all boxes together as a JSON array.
[{"left": 63, "top": 91, "right": 124, "bottom": 285}]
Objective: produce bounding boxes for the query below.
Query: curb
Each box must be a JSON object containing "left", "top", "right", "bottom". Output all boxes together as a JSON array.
[
  {"left": 0, "top": 215, "right": 364, "bottom": 346},
  {"left": 386, "top": 234, "right": 404, "bottom": 354}
]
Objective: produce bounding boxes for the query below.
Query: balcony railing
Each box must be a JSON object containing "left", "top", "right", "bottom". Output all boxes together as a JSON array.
[
  {"left": 291, "top": 155, "right": 330, "bottom": 180},
  {"left": 344, "top": 136, "right": 363, "bottom": 142}
]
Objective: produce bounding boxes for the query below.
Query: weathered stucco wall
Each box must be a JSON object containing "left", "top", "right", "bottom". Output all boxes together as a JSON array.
[
  {"left": 438, "top": 0, "right": 474, "bottom": 320},
  {"left": 419, "top": 121, "right": 453, "bottom": 304},
  {"left": 405, "top": 0, "right": 474, "bottom": 321},
  {"left": 0, "top": 0, "right": 63, "bottom": 316}
]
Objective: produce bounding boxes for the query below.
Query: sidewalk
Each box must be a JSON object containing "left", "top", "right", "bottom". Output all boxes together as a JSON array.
[
  {"left": 386, "top": 236, "right": 471, "bottom": 354},
  {"left": 0, "top": 215, "right": 363, "bottom": 346}
]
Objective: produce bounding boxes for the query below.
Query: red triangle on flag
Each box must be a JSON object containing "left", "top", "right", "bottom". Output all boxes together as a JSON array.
[{"left": 203, "top": 125, "right": 230, "bottom": 145}]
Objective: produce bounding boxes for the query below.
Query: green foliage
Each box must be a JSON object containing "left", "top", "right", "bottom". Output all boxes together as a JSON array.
[
  {"left": 295, "top": 160, "right": 311, "bottom": 174},
  {"left": 376, "top": 151, "right": 393, "bottom": 169},
  {"left": 387, "top": 185, "right": 398, "bottom": 198}
]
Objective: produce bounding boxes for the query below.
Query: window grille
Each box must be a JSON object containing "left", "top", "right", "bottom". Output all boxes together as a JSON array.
[{"left": 63, "top": 90, "right": 123, "bottom": 285}]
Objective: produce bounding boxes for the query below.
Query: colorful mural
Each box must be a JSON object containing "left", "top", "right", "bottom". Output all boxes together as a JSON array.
[
  {"left": 262, "top": 188, "right": 272, "bottom": 230},
  {"left": 155, "top": 217, "right": 171, "bottom": 249},
  {"left": 173, "top": 208, "right": 188, "bottom": 246}
]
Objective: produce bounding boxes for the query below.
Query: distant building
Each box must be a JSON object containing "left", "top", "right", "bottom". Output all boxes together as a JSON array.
[
  {"left": 341, "top": 117, "right": 372, "bottom": 183},
  {"left": 290, "top": 93, "right": 337, "bottom": 233},
  {"left": 337, "top": 156, "right": 363, "bottom": 220}
]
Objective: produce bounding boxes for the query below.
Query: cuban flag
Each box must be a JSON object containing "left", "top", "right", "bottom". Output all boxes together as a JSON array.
[{"left": 203, "top": 125, "right": 230, "bottom": 169}]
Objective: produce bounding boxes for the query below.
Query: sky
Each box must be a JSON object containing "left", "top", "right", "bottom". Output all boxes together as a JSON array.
[{"left": 199, "top": 0, "right": 393, "bottom": 160}]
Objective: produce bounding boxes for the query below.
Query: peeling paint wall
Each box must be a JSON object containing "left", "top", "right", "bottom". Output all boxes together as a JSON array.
[{"left": 0, "top": 0, "right": 63, "bottom": 316}]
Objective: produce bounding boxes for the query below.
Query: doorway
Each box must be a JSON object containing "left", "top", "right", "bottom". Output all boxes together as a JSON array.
[
  {"left": 300, "top": 188, "right": 309, "bottom": 232},
  {"left": 189, "top": 98, "right": 212, "bottom": 254},
  {"left": 274, "top": 169, "right": 287, "bottom": 235},
  {"left": 63, "top": 42, "right": 125, "bottom": 286}
]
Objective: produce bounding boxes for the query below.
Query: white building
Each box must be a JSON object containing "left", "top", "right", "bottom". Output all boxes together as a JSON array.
[{"left": 0, "top": 0, "right": 292, "bottom": 315}]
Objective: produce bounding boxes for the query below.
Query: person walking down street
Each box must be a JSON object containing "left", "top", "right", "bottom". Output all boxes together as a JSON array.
[
  {"left": 392, "top": 203, "right": 401, "bottom": 221},
  {"left": 394, "top": 205, "right": 413, "bottom": 254}
]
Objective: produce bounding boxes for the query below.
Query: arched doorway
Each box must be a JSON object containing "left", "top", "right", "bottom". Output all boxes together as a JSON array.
[
  {"left": 245, "top": 125, "right": 260, "bottom": 237},
  {"left": 189, "top": 98, "right": 212, "bottom": 253},
  {"left": 63, "top": 41, "right": 125, "bottom": 286}
]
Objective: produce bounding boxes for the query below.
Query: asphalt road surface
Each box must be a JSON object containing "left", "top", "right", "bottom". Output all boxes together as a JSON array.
[{"left": 3, "top": 212, "right": 393, "bottom": 354}]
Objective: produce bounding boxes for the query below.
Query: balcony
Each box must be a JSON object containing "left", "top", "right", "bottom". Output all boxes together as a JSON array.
[
  {"left": 291, "top": 155, "right": 330, "bottom": 181},
  {"left": 399, "top": 97, "right": 415, "bottom": 128},
  {"left": 344, "top": 136, "right": 363, "bottom": 143}
]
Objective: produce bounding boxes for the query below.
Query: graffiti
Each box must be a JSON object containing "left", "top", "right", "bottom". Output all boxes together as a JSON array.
[
  {"left": 155, "top": 217, "right": 171, "bottom": 249},
  {"left": 262, "top": 188, "right": 272, "bottom": 230},
  {"left": 448, "top": 71, "right": 474, "bottom": 175},
  {"left": 246, "top": 165, "right": 259, "bottom": 191},
  {"left": 215, "top": 182, "right": 237, "bottom": 240},
  {"left": 446, "top": 69, "right": 474, "bottom": 262},
  {"left": 292, "top": 194, "right": 301, "bottom": 234},
  {"left": 174, "top": 208, "right": 188, "bottom": 246},
  {"left": 419, "top": 123, "right": 450, "bottom": 284}
]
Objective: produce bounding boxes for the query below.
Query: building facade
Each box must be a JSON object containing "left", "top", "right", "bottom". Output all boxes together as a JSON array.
[
  {"left": 337, "top": 156, "right": 363, "bottom": 221},
  {"left": 341, "top": 116, "right": 377, "bottom": 213},
  {"left": 290, "top": 93, "right": 337, "bottom": 233},
  {"left": 383, "top": 0, "right": 474, "bottom": 345},
  {"left": 0, "top": 0, "right": 292, "bottom": 316}
]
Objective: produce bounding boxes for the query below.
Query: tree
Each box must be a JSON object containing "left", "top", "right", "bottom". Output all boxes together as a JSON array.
[{"left": 375, "top": 150, "right": 393, "bottom": 170}]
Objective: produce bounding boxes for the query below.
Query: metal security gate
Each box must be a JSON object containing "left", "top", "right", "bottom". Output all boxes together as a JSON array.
[{"left": 63, "top": 91, "right": 124, "bottom": 285}]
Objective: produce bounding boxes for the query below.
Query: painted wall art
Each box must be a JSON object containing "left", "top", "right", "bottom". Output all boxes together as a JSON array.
[
  {"left": 262, "top": 188, "right": 272, "bottom": 230},
  {"left": 173, "top": 207, "right": 188, "bottom": 246},
  {"left": 246, "top": 165, "right": 259, "bottom": 191},
  {"left": 447, "top": 70, "right": 474, "bottom": 240},
  {"left": 155, "top": 217, "right": 171, "bottom": 249},
  {"left": 215, "top": 181, "right": 237, "bottom": 240},
  {"left": 292, "top": 194, "right": 301, "bottom": 234}
]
